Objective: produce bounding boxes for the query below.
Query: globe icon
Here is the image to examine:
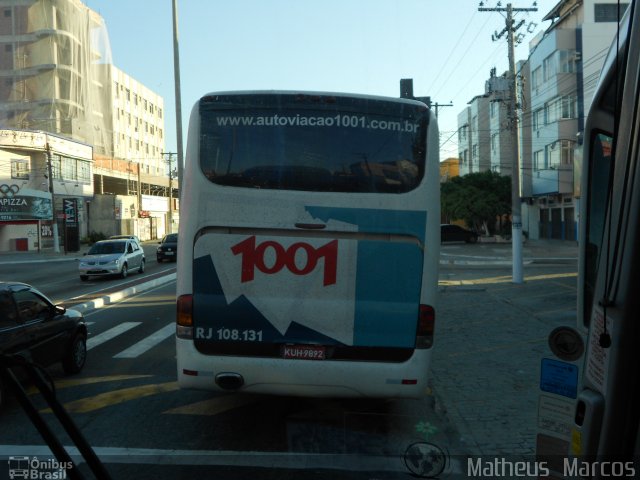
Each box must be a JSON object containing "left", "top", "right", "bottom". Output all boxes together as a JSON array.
[{"left": 403, "top": 442, "right": 447, "bottom": 478}]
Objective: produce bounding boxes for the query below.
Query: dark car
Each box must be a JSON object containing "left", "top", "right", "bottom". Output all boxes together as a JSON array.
[
  {"left": 441, "top": 224, "right": 479, "bottom": 243},
  {"left": 157, "top": 233, "right": 178, "bottom": 262},
  {"left": 0, "top": 282, "right": 87, "bottom": 409}
]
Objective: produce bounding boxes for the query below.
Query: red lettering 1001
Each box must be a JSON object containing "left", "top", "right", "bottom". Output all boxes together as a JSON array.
[{"left": 231, "top": 236, "right": 338, "bottom": 286}]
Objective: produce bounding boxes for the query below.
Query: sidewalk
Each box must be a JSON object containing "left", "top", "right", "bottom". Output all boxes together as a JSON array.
[
  {"left": 433, "top": 242, "right": 579, "bottom": 458},
  {"left": 440, "top": 239, "right": 578, "bottom": 266},
  {"left": 0, "top": 249, "right": 85, "bottom": 264},
  {"left": 0, "top": 241, "right": 159, "bottom": 264}
]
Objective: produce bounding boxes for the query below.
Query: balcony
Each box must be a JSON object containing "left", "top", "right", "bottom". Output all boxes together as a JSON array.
[{"left": 532, "top": 166, "right": 573, "bottom": 196}]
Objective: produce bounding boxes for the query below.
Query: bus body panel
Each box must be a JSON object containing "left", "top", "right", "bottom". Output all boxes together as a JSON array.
[
  {"left": 177, "top": 337, "right": 432, "bottom": 398},
  {"left": 177, "top": 91, "right": 440, "bottom": 398}
]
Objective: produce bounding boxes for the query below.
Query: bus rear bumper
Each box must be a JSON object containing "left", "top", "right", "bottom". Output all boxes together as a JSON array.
[{"left": 176, "top": 338, "right": 431, "bottom": 399}]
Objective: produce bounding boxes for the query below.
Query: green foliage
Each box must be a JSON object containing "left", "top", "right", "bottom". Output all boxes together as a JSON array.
[
  {"left": 86, "top": 231, "right": 108, "bottom": 245},
  {"left": 441, "top": 171, "right": 511, "bottom": 234}
]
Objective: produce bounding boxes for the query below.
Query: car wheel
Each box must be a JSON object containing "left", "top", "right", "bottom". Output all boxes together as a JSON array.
[
  {"left": 138, "top": 258, "right": 145, "bottom": 273},
  {"left": 120, "top": 263, "right": 128, "bottom": 278},
  {"left": 80, "top": 275, "right": 88, "bottom": 281},
  {"left": 62, "top": 333, "right": 87, "bottom": 374}
]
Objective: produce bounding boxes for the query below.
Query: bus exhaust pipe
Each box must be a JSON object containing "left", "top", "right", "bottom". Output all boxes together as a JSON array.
[{"left": 215, "top": 373, "right": 244, "bottom": 391}]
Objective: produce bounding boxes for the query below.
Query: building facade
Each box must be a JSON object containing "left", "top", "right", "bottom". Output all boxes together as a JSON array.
[
  {"left": 522, "top": 0, "right": 627, "bottom": 240},
  {"left": 454, "top": 0, "right": 627, "bottom": 241},
  {"left": 0, "top": 0, "right": 173, "bottom": 251}
]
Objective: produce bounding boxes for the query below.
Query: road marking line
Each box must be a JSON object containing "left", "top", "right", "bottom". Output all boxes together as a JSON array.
[
  {"left": 163, "top": 394, "right": 261, "bottom": 416},
  {"left": 113, "top": 323, "right": 175, "bottom": 358},
  {"left": 41, "top": 382, "right": 179, "bottom": 414},
  {"left": 0, "top": 445, "right": 410, "bottom": 472},
  {"left": 87, "top": 322, "right": 141, "bottom": 350},
  {"left": 26, "top": 375, "right": 152, "bottom": 395}
]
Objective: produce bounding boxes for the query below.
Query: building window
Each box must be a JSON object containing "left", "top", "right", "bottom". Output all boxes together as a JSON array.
[
  {"left": 561, "top": 95, "right": 577, "bottom": 119},
  {"left": 472, "top": 144, "right": 478, "bottom": 159},
  {"left": 459, "top": 125, "right": 468, "bottom": 142},
  {"left": 545, "top": 97, "right": 562, "bottom": 124},
  {"left": 560, "top": 140, "right": 575, "bottom": 165},
  {"left": 594, "top": 3, "right": 629, "bottom": 22},
  {"left": 559, "top": 50, "right": 576, "bottom": 73},
  {"left": 543, "top": 53, "right": 557, "bottom": 82},
  {"left": 491, "top": 133, "right": 498, "bottom": 152},
  {"left": 4, "top": 9, "right": 11, "bottom": 17},
  {"left": 51, "top": 155, "right": 62, "bottom": 180},
  {"left": 533, "top": 150, "right": 545, "bottom": 171},
  {"left": 77, "top": 160, "right": 91, "bottom": 183},
  {"left": 11, "top": 159, "right": 29, "bottom": 179},
  {"left": 532, "top": 66, "right": 543, "bottom": 89},
  {"left": 62, "top": 157, "right": 75, "bottom": 180},
  {"left": 126, "top": 89, "right": 130, "bottom": 101},
  {"left": 533, "top": 108, "right": 545, "bottom": 130},
  {"left": 546, "top": 142, "right": 559, "bottom": 169}
]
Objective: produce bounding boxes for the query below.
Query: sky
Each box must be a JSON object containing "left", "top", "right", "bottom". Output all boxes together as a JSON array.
[{"left": 83, "top": 0, "right": 559, "bottom": 162}]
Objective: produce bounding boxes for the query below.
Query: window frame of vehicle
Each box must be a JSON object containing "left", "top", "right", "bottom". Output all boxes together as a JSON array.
[{"left": 10, "top": 287, "right": 66, "bottom": 365}]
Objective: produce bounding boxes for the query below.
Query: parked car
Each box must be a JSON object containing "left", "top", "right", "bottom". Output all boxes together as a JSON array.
[
  {"left": 0, "top": 282, "right": 87, "bottom": 409},
  {"left": 441, "top": 224, "right": 479, "bottom": 243},
  {"left": 108, "top": 234, "right": 142, "bottom": 246},
  {"left": 79, "top": 239, "right": 145, "bottom": 281},
  {"left": 156, "top": 233, "right": 178, "bottom": 263}
]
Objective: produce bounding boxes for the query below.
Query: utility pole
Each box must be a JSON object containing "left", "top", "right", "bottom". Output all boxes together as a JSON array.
[
  {"left": 163, "top": 152, "right": 176, "bottom": 234},
  {"left": 400, "top": 78, "right": 452, "bottom": 117},
  {"left": 479, "top": 1, "right": 537, "bottom": 284},
  {"left": 430, "top": 101, "right": 455, "bottom": 119},
  {"left": 45, "top": 142, "right": 60, "bottom": 253},
  {"left": 172, "top": 0, "right": 185, "bottom": 191}
]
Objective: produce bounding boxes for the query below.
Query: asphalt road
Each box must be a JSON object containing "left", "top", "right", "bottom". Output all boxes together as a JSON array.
[
  {"left": 0, "top": 241, "right": 579, "bottom": 479},
  {"left": 0, "top": 280, "right": 454, "bottom": 480}
]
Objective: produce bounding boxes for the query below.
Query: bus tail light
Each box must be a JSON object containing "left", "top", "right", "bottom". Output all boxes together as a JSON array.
[
  {"left": 176, "top": 294, "right": 194, "bottom": 339},
  {"left": 416, "top": 304, "right": 435, "bottom": 348}
]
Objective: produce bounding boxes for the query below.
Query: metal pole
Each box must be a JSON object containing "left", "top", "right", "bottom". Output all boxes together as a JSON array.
[
  {"left": 172, "top": 0, "right": 185, "bottom": 191},
  {"left": 507, "top": 3, "right": 524, "bottom": 284},
  {"left": 168, "top": 153, "right": 173, "bottom": 234},
  {"left": 45, "top": 142, "right": 60, "bottom": 253}
]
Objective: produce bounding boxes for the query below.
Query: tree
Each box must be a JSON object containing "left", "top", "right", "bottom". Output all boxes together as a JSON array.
[{"left": 441, "top": 171, "right": 511, "bottom": 235}]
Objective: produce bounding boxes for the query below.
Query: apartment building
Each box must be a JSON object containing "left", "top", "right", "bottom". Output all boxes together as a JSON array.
[
  {"left": 458, "top": 93, "right": 491, "bottom": 176},
  {"left": 524, "top": 0, "right": 627, "bottom": 240},
  {"left": 0, "top": 0, "right": 171, "bottom": 251},
  {"left": 454, "top": 0, "right": 627, "bottom": 241}
]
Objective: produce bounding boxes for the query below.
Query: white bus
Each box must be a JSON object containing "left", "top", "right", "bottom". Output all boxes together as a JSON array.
[{"left": 175, "top": 91, "right": 440, "bottom": 398}]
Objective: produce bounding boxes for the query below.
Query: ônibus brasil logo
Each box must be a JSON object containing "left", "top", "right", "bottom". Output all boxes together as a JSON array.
[{"left": 231, "top": 236, "right": 338, "bottom": 286}]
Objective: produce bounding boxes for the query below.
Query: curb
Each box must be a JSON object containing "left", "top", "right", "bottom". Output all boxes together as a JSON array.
[
  {"left": 0, "top": 256, "right": 83, "bottom": 265},
  {"left": 69, "top": 273, "right": 176, "bottom": 314}
]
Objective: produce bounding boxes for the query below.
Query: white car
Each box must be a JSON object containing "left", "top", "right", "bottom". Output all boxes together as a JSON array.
[
  {"left": 109, "top": 234, "right": 142, "bottom": 246},
  {"left": 79, "top": 239, "right": 145, "bottom": 281}
]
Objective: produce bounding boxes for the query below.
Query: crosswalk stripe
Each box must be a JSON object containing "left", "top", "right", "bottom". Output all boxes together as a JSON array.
[
  {"left": 87, "top": 322, "right": 141, "bottom": 351},
  {"left": 113, "top": 323, "right": 175, "bottom": 358}
]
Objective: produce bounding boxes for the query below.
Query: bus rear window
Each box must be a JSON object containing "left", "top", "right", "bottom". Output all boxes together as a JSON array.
[{"left": 199, "top": 100, "right": 427, "bottom": 193}]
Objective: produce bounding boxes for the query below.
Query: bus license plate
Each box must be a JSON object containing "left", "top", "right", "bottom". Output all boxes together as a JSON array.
[{"left": 282, "top": 345, "right": 326, "bottom": 360}]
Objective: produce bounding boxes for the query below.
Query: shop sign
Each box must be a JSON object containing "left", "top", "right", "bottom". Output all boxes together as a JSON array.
[{"left": 0, "top": 183, "right": 52, "bottom": 221}]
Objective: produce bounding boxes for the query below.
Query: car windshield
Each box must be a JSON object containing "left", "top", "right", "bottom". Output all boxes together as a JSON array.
[
  {"left": 88, "top": 242, "right": 126, "bottom": 255},
  {"left": 163, "top": 234, "right": 178, "bottom": 243}
]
